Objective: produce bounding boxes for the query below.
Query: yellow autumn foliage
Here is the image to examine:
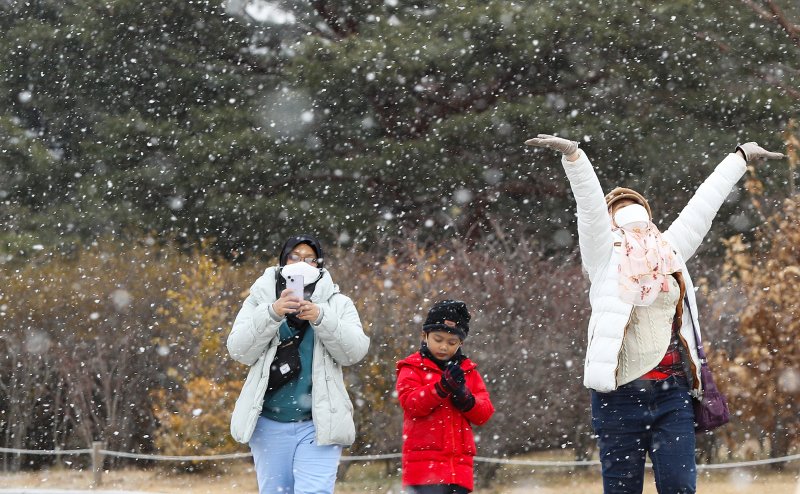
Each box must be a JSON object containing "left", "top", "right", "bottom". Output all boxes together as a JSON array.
[
  {"left": 714, "top": 158, "right": 800, "bottom": 458},
  {"left": 152, "top": 377, "right": 242, "bottom": 465},
  {"left": 150, "top": 242, "right": 256, "bottom": 463}
]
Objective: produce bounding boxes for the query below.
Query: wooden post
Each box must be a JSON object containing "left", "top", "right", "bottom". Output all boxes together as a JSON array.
[{"left": 91, "top": 441, "right": 104, "bottom": 486}]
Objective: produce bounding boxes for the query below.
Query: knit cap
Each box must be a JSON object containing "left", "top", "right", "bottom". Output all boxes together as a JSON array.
[{"left": 423, "top": 300, "right": 471, "bottom": 340}]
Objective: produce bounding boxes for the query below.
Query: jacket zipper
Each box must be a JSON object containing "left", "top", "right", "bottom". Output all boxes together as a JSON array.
[
  {"left": 613, "top": 307, "right": 636, "bottom": 389},
  {"left": 450, "top": 406, "right": 457, "bottom": 483}
]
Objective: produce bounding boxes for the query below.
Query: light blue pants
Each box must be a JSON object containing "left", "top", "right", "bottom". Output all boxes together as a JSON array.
[{"left": 249, "top": 416, "right": 342, "bottom": 494}]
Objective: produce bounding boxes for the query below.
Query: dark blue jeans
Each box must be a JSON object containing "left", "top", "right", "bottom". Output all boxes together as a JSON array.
[{"left": 591, "top": 376, "right": 696, "bottom": 494}]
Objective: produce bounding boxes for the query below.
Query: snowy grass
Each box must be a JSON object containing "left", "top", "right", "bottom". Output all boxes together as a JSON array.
[{"left": 0, "top": 457, "right": 798, "bottom": 493}]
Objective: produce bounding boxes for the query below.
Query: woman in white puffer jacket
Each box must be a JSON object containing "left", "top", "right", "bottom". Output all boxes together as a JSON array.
[
  {"left": 525, "top": 135, "right": 783, "bottom": 494},
  {"left": 228, "top": 234, "right": 369, "bottom": 494}
]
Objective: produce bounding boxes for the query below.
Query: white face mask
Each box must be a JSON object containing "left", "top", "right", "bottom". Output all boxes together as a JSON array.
[
  {"left": 280, "top": 262, "right": 322, "bottom": 286},
  {"left": 614, "top": 204, "right": 650, "bottom": 229}
]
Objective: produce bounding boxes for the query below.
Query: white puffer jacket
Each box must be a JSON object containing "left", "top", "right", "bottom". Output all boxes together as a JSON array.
[
  {"left": 227, "top": 266, "right": 369, "bottom": 444},
  {"left": 562, "top": 150, "right": 746, "bottom": 393}
]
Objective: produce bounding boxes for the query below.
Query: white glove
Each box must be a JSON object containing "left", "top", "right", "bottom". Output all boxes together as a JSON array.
[
  {"left": 736, "top": 142, "right": 785, "bottom": 161},
  {"left": 524, "top": 134, "right": 578, "bottom": 156}
]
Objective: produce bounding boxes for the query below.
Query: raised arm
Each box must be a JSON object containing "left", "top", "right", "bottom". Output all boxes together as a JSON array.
[
  {"left": 664, "top": 142, "right": 785, "bottom": 261},
  {"left": 525, "top": 134, "right": 614, "bottom": 281}
]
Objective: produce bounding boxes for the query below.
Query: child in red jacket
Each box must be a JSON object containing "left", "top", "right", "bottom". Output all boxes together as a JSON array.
[{"left": 396, "top": 300, "right": 495, "bottom": 494}]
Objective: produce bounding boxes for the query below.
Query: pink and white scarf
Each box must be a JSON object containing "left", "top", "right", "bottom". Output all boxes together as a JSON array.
[{"left": 616, "top": 222, "right": 679, "bottom": 306}]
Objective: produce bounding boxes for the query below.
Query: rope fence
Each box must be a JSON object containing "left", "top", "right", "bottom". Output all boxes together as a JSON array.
[
  {"left": 4, "top": 446, "right": 800, "bottom": 467},
  {"left": 0, "top": 447, "right": 92, "bottom": 456},
  {"left": 3, "top": 445, "right": 800, "bottom": 485}
]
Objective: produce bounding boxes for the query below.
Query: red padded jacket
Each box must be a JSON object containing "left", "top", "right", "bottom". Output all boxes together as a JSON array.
[{"left": 396, "top": 352, "right": 494, "bottom": 491}]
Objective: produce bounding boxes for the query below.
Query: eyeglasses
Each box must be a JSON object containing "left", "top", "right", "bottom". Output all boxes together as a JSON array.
[{"left": 288, "top": 253, "right": 322, "bottom": 265}]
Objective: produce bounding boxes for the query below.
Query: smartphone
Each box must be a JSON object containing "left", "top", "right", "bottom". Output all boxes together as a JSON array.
[{"left": 286, "top": 274, "right": 304, "bottom": 301}]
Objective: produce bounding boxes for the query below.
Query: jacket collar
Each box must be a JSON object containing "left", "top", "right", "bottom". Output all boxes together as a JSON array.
[
  {"left": 397, "top": 351, "right": 477, "bottom": 373},
  {"left": 420, "top": 341, "right": 466, "bottom": 370}
]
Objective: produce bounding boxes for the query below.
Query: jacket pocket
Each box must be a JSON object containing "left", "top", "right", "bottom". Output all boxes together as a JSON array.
[
  {"left": 332, "top": 366, "right": 354, "bottom": 412},
  {"left": 230, "top": 353, "right": 268, "bottom": 443},
  {"left": 316, "top": 349, "right": 356, "bottom": 445},
  {"left": 405, "top": 415, "right": 445, "bottom": 452}
]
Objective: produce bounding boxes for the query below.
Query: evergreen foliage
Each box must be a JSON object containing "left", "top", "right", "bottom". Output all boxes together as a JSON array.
[{"left": 1, "top": 1, "right": 796, "bottom": 257}]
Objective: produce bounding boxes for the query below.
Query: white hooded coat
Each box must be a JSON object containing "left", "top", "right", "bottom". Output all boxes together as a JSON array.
[
  {"left": 227, "top": 266, "right": 369, "bottom": 444},
  {"left": 562, "top": 150, "right": 746, "bottom": 393}
]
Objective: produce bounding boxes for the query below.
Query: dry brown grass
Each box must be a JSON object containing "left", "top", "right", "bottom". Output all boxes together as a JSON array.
[
  {"left": 486, "top": 469, "right": 800, "bottom": 494},
  {"left": 0, "top": 460, "right": 798, "bottom": 493}
]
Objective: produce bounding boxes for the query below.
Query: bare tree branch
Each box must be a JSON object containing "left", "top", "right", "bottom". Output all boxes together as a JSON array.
[
  {"left": 742, "top": 1, "right": 800, "bottom": 48},
  {"left": 696, "top": 25, "right": 799, "bottom": 101},
  {"left": 694, "top": 31, "right": 731, "bottom": 53},
  {"left": 742, "top": 0, "right": 774, "bottom": 21},
  {"left": 754, "top": 70, "right": 800, "bottom": 99},
  {"left": 765, "top": 0, "right": 800, "bottom": 48}
]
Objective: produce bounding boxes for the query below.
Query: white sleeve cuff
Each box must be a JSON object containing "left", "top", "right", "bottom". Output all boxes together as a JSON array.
[
  {"left": 266, "top": 303, "right": 283, "bottom": 323},
  {"left": 312, "top": 306, "right": 325, "bottom": 326}
]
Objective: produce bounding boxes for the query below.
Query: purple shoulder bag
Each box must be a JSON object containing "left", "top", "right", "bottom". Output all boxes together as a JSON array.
[{"left": 684, "top": 297, "right": 730, "bottom": 432}]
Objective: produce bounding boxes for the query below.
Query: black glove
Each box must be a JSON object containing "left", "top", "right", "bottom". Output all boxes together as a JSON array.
[
  {"left": 435, "top": 361, "right": 466, "bottom": 397},
  {"left": 451, "top": 386, "right": 476, "bottom": 412}
]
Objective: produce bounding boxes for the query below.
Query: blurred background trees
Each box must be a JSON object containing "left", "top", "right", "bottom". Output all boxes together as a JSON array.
[
  {"left": 1, "top": 223, "right": 799, "bottom": 474},
  {"left": 0, "top": 0, "right": 798, "bottom": 480},
  {"left": 709, "top": 170, "right": 800, "bottom": 461},
  {"left": 1, "top": 0, "right": 797, "bottom": 256},
  {"left": 0, "top": 237, "right": 595, "bottom": 473}
]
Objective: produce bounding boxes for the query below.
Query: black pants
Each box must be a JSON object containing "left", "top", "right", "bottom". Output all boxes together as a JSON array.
[{"left": 406, "top": 485, "right": 470, "bottom": 494}]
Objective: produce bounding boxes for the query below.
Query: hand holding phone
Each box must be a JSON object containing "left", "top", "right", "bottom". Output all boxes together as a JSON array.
[
  {"left": 272, "top": 279, "right": 304, "bottom": 317},
  {"left": 286, "top": 274, "right": 305, "bottom": 301}
]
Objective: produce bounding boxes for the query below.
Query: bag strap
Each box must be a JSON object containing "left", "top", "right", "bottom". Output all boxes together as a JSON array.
[
  {"left": 278, "top": 320, "right": 309, "bottom": 344},
  {"left": 288, "top": 323, "right": 308, "bottom": 343},
  {"left": 683, "top": 295, "right": 707, "bottom": 361}
]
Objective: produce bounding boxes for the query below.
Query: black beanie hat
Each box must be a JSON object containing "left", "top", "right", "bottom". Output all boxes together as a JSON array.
[
  {"left": 279, "top": 234, "right": 324, "bottom": 268},
  {"left": 423, "top": 300, "right": 471, "bottom": 340}
]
